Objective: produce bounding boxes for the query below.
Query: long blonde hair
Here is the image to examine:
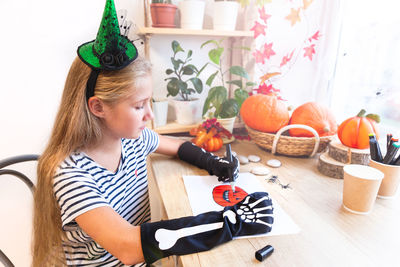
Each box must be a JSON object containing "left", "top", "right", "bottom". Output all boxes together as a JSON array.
[{"left": 32, "top": 56, "right": 151, "bottom": 266}]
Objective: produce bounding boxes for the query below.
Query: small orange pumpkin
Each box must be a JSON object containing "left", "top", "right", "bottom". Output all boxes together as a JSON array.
[
  {"left": 337, "top": 109, "right": 380, "bottom": 149},
  {"left": 240, "top": 94, "right": 289, "bottom": 133},
  {"left": 289, "top": 102, "right": 337, "bottom": 137},
  {"left": 203, "top": 136, "right": 223, "bottom": 152}
]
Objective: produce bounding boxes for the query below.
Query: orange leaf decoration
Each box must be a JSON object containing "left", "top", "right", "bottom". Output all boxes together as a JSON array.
[{"left": 259, "top": 72, "right": 281, "bottom": 84}]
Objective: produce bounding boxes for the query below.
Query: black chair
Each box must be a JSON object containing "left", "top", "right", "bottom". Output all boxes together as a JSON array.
[{"left": 0, "top": 154, "right": 39, "bottom": 267}]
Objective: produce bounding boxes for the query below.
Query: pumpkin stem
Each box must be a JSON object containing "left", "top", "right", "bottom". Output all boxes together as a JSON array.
[
  {"left": 366, "top": 113, "right": 381, "bottom": 123},
  {"left": 323, "top": 126, "right": 330, "bottom": 133},
  {"left": 357, "top": 109, "right": 366, "bottom": 117}
]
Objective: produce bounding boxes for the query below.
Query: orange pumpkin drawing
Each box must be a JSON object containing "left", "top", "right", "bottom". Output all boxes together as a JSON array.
[{"left": 212, "top": 185, "right": 248, "bottom": 207}]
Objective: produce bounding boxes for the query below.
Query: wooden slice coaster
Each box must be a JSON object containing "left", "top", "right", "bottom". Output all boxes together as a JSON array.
[
  {"left": 318, "top": 152, "right": 347, "bottom": 179},
  {"left": 328, "top": 140, "right": 370, "bottom": 165}
]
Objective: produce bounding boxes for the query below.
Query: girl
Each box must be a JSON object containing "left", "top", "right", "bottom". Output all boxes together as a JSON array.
[{"left": 32, "top": 1, "right": 273, "bottom": 266}]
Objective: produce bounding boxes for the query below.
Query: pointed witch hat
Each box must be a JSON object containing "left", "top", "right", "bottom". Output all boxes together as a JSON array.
[{"left": 77, "top": 0, "right": 138, "bottom": 71}]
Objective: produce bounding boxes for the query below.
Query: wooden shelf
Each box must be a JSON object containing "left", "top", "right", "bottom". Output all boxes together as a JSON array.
[
  {"left": 138, "top": 27, "right": 253, "bottom": 37},
  {"left": 153, "top": 122, "right": 198, "bottom": 134},
  {"left": 153, "top": 121, "right": 245, "bottom": 134},
  {"left": 140, "top": 25, "right": 252, "bottom": 134}
]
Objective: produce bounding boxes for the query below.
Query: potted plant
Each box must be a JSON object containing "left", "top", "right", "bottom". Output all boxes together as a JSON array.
[
  {"left": 150, "top": 0, "right": 177, "bottom": 28},
  {"left": 213, "top": 0, "right": 240, "bottom": 31},
  {"left": 201, "top": 38, "right": 255, "bottom": 133},
  {"left": 179, "top": 0, "right": 206, "bottom": 30},
  {"left": 165, "top": 40, "right": 207, "bottom": 124}
]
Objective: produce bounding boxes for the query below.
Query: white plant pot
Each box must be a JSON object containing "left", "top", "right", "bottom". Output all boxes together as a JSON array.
[
  {"left": 217, "top": 117, "right": 236, "bottom": 134},
  {"left": 213, "top": 1, "right": 239, "bottom": 31},
  {"left": 152, "top": 101, "right": 168, "bottom": 128},
  {"left": 179, "top": 0, "right": 205, "bottom": 30},
  {"left": 172, "top": 98, "right": 202, "bottom": 125}
]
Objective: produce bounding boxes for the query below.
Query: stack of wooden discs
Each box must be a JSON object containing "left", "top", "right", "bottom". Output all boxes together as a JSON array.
[{"left": 317, "top": 140, "right": 370, "bottom": 179}]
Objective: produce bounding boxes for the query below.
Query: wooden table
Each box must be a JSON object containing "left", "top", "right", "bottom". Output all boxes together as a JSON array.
[{"left": 147, "top": 140, "right": 400, "bottom": 267}]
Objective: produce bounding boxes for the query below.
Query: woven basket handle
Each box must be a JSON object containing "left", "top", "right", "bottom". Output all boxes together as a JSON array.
[{"left": 272, "top": 124, "right": 320, "bottom": 157}]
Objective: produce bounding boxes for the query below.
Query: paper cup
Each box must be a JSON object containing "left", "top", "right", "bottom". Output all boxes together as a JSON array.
[
  {"left": 369, "top": 159, "right": 400, "bottom": 199},
  {"left": 342, "top": 164, "right": 384, "bottom": 214}
]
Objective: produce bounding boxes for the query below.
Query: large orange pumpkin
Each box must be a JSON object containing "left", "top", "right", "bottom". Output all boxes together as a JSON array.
[
  {"left": 337, "top": 109, "right": 380, "bottom": 149},
  {"left": 240, "top": 94, "right": 289, "bottom": 133},
  {"left": 289, "top": 102, "right": 337, "bottom": 137}
]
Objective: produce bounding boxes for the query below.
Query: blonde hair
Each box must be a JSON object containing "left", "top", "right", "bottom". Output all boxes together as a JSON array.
[{"left": 32, "top": 57, "right": 151, "bottom": 266}]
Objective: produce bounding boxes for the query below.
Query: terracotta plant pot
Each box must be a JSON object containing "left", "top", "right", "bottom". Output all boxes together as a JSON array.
[{"left": 150, "top": 3, "right": 177, "bottom": 28}]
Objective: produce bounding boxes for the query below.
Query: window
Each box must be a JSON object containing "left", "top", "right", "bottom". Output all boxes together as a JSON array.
[{"left": 330, "top": 0, "right": 400, "bottom": 137}]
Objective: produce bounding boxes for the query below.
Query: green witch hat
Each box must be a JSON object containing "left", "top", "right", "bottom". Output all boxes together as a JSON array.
[{"left": 77, "top": 0, "right": 138, "bottom": 71}]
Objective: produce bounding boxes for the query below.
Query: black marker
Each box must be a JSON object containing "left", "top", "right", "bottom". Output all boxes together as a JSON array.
[
  {"left": 393, "top": 154, "right": 400, "bottom": 166},
  {"left": 387, "top": 133, "right": 393, "bottom": 151},
  {"left": 383, "top": 142, "right": 400, "bottom": 165},
  {"left": 369, "top": 134, "right": 383, "bottom": 163},
  {"left": 255, "top": 245, "right": 274, "bottom": 262},
  {"left": 388, "top": 137, "right": 398, "bottom": 150},
  {"left": 226, "top": 144, "right": 235, "bottom": 192}
]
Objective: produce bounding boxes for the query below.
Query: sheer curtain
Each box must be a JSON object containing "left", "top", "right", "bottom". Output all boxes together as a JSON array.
[
  {"left": 240, "top": 0, "right": 342, "bottom": 107},
  {"left": 330, "top": 0, "right": 400, "bottom": 136},
  {"left": 240, "top": 0, "right": 399, "bottom": 136}
]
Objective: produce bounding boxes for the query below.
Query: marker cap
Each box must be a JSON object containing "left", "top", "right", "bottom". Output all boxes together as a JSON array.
[{"left": 255, "top": 245, "right": 274, "bottom": 262}]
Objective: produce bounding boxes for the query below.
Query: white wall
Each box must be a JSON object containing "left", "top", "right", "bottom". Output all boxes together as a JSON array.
[
  {"left": 0, "top": 0, "right": 223, "bottom": 265},
  {"left": 0, "top": 1, "right": 144, "bottom": 266}
]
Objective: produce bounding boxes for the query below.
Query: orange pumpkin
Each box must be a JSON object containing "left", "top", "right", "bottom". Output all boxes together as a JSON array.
[
  {"left": 203, "top": 136, "right": 223, "bottom": 152},
  {"left": 289, "top": 102, "right": 337, "bottom": 137},
  {"left": 240, "top": 94, "right": 289, "bottom": 133},
  {"left": 337, "top": 109, "right": 380, "bottom": 149}
]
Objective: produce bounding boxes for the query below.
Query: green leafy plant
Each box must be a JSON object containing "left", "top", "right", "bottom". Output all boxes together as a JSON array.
[
  {"left": 165, "top": 40, "right": 207, "bottom": 101},
  {"left": 201, "top": 39, "right": 256, "bottom": 118}
]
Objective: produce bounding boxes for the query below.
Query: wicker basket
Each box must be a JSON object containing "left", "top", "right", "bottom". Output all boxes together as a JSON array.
[{"left": 246, "top": 124, "right": 335, "bottom": 157}]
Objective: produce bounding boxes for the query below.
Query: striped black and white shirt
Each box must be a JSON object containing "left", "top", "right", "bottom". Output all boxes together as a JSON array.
[{"left": 53, "top": 128, "right": 159, "bottom": 266}]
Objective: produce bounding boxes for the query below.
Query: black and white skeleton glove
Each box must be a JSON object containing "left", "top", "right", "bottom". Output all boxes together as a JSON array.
[
  {"left": 177, "top": 141, "right": 239, "bottom": 182},
  {"left": 140, "top": 192, "right": 274, "bottom": 264}
]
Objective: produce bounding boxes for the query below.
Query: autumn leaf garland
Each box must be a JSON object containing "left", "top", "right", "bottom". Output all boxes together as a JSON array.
[{"left": 250, "top": 0, "right": 321, "bottom": 74}]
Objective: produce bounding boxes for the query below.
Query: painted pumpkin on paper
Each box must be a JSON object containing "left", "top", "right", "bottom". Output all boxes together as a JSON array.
[{"left": 212, "top": 185, "right": 248, "bottom": 207}]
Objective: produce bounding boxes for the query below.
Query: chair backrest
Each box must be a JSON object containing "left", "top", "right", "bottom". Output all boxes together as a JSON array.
[{"left": 0, "top": 154, "right": 39, "bottom": 267}]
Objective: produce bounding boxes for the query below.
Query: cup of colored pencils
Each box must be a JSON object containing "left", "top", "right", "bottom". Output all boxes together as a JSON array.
[{"left": 368, "top": 133, "right": 400, "bottom": 198}]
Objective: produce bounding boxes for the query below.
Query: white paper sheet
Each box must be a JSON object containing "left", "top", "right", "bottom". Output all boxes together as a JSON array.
[{"left": 183, "top": 172, "right": 300, "bottom": 237}]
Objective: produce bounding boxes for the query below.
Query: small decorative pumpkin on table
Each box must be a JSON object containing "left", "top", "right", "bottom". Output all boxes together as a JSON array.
[
  {"left": 337, "top": 109, "right": 380, "bottom": 149},
  {"left": 317, "top": 109, "right": 380, "bottom": 179},
  {"left": 190, "top": 119, "right": 233, "bottom": 152}
]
